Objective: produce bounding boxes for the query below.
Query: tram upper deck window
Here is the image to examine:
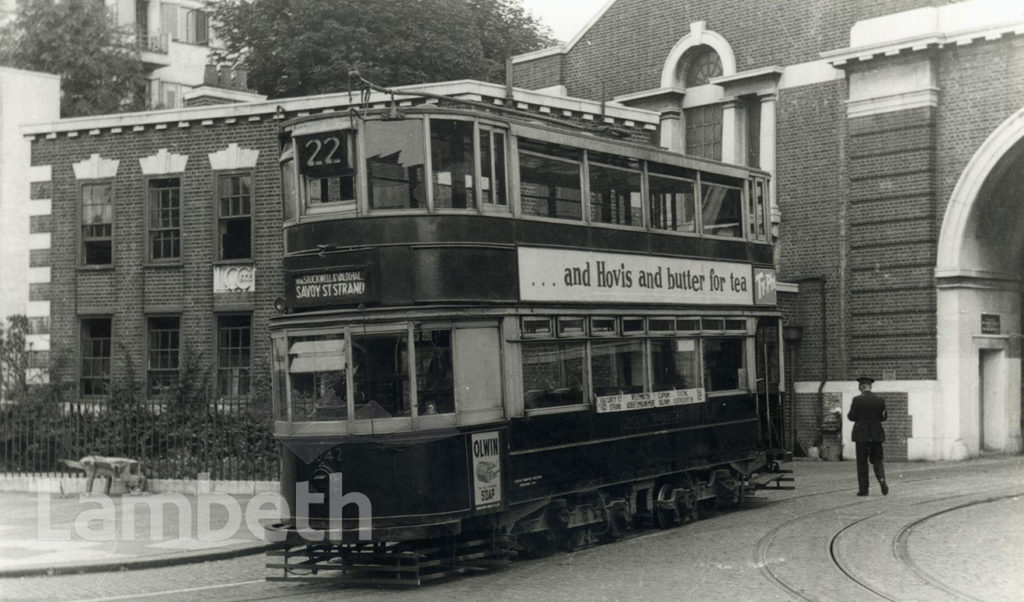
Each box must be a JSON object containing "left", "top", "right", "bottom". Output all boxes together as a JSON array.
[
  {"left": 589, "top": 152, "right": 642, "bottom": 227},
  {"left": 522, "top": 341, "right": 585, "bottom": 409},
  {"left": 648, "top": 166, "right": 697, "bottom": 234},
  {"left": 480, "top": 128, "right": 508, "bottom": 207},
  {"left": 431, "top": 120, "right": 475, "bottom": 210},
  {"left": 281, "top": 142, "right": 297, "bottom": 223},
  {"left": 651, "top": 337, "right": 701, "bottom": 392},
  {"left": 287, "top": 335, "right": 348, "bottom": 421},
  {"left": 297, "top": 131, "right": 356, "bottom": 211},
  {"left": 701, "top": 181, "right": 743, "bottom": 238},
  {"left": 750, "top": 177, "right": 769, "bottom": 241},
  {"left": 518, "top": 139, "right": 582, "bottom": 221},
  {"left": 366, "top": 120, "right": 426, "bottom": 210}
]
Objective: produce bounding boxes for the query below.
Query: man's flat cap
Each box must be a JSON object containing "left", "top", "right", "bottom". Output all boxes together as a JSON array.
[{"left": 856, "top": 377, "right": 875, "bottom": 385}]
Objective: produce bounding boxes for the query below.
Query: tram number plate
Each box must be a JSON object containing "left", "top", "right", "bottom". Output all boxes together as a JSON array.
[{"left": 471, "top": 431, "right": 502, "bottom": 510}]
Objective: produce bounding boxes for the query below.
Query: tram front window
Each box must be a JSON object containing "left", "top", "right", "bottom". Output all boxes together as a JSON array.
[
  {"left": 297, "top": 131, "right": 356, "bottom": 210},
  {"left": 591, "top": 340, "right": 645, "bottom": 396},
  {"left": 287, "top": 335, "right": 348, "bottom": 420},
  {"left": 523, "top": 342, "right": 585, "bottom": 409}
]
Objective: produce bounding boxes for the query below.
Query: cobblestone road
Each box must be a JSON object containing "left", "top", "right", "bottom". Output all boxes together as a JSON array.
[{"left": 2, "top": 456, "right": 1021, "bottom": 602}]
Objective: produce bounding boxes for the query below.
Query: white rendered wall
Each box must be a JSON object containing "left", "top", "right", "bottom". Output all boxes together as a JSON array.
[{"left": 0, "top": 67, "right": 59, "bottom": 321}]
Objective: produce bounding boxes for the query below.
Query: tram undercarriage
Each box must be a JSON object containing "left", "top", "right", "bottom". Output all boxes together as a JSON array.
[{"left": 266, "top": 454, "right": 791, "bottom": 586}]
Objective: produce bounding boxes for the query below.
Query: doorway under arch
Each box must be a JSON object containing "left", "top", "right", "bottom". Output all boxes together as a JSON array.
[{"left": 935, "top": 108, "right": 1024, "bottom": 459}]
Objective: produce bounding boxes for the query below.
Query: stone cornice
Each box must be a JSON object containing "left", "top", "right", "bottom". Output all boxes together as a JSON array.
[{"left": 824, "top": 1, "right": 1024, "bottom": 67}]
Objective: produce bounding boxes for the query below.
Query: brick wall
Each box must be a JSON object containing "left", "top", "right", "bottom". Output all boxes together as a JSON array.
[
  {"left": 776, "top": 81, "right": 846, "bottom": 381},
  {"left": 515, "top": 0, "right": 955, "bottom": 100},
  {"left": 846, "top": 106, "right": 937, "bottom": 380},
  {"left": 935, "top": 37, "right": 1024, "bottom": 232},
  {"left": 30, "top": 117, "right": 284, "bottom": 398},
  {"left": 513, "top": 54, "right": 562, "bottom": 90}
]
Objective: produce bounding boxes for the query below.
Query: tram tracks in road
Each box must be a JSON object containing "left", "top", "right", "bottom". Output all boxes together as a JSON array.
[
  {"left": 756, "top": 484, "right": 1023, "bottom": 602},
  {"left": 890, "top": 492, "right": 1023, "bottom": 602}
]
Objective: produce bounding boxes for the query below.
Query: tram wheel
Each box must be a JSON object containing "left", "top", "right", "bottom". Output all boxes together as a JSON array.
[
  {"left": 519, "top": 530, "right": 558, "bottom": 558},
  {"left": 653, "top": 484, "right": 679, "bottom": 529},
  {"left": 601, "top": 505, "right": 630, "bottom": 543}
]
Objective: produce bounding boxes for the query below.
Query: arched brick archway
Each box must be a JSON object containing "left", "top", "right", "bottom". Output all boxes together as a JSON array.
[{"left": 935, "top": 108, "right": 1024, "bottom": 459}]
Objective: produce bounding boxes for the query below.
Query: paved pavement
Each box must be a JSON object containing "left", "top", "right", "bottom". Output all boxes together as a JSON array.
[
  {"left": 0, "top": 487, "right": 272, "bottom": 577},
  {"left": 0, "top": 455, "right": 1021, "bottom": 601}
]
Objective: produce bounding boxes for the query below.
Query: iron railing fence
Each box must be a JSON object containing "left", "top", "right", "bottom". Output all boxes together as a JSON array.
[{"left": 0, "top": 398, "right": 279, "bottom": 482}]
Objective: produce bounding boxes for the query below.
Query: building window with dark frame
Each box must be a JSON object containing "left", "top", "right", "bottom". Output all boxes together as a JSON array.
[
  {"left": 685, "top": 104, "right": 723, "bottom": 161},
  {"left": 148, "top": 177, "right": 181, "bottom": 261},
  {"left": 217, "top": 314, "right": 251, "bottom": 400},
  {"left": 217, "top": 174, "right": 252, "bottom": 260},
  {"left": 185, "top": 8, "right": 209, "bottom": 45},
  {"left": 744, "top": 96, "right": 762, "bottom": 168},
  {"left": 81, "top": 318, "right": 112, "bottom": 397},
  {"left": 148, "top": 316, "right": 180, "bottom": 397},
  {"left": 81, "top": 182, "right": 113, "bottom": 265},
  {"left": 684, "top": 45, "right": 723, "bottom": 87},
  {"left": 683, "top": 46, "right": 724, "bottom": 161}
]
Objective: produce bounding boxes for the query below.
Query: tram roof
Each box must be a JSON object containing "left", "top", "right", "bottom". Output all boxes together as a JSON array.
[{"left": 21, "top": 80, "right": 660, "bottom": 140}]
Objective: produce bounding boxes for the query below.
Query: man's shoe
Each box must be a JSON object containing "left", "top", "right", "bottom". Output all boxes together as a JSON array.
[
  {"left": 857, "top": 491, "right": 868, "bottom": 497},
  {"left": 880, "top": 481, "right": 888, "bottom": 496}
]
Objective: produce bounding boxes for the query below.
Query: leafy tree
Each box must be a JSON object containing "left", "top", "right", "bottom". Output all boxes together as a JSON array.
[
  {"left": 0, "top": 0, "right": 149, "bottom": 117},
  {"left": 0, "top": 315, "right": 29, "bottom": 401},
  {"left": 207, "top": 0, "right": 554, "bottom": 98}
]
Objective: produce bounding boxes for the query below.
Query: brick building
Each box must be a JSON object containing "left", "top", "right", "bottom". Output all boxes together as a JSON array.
[
  {"left": 512, "top": 0, "right": 1024, "bottom": 460},
  {"left": 25, "top": 0, "right": 1024, "bottom": 462}
]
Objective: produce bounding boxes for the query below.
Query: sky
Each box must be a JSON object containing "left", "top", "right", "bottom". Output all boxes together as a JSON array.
[{"left": 518, "top": 0, "right": 608, "bottom": 43}]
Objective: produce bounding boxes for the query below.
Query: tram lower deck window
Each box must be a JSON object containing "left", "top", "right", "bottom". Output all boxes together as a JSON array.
[
  {"left": 522, "top": 342, "right": 585, "bottom": 409},
  {"left": 352, "top": 332, "right": 410, "bottom": 418},
  {"left": 287, "top": 335, "right": 348, "bottom": 421},
  {"left": 651, "top": 338, "right": 701, "bottom": 391},
  {"left": 591, "top": 340, "right": 645, "bottom": 396},
  {"left": 414, "top": 329, "right": 453, "bottom": 415},
  {"left": 704, "top": 337, "right": 746, "bottom": 391}
]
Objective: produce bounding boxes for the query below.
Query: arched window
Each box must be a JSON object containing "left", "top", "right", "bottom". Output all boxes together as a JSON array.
[
  {"left": 684, "top": 46, "right": 723, "bottom": 87},
  {"left": 682, "top": 46, "right": 724, "bottom": 160}
]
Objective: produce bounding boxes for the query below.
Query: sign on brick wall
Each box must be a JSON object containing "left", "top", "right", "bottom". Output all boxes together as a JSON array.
[{"left": 213, "top": 265, "right": 255, "bottom": 293}]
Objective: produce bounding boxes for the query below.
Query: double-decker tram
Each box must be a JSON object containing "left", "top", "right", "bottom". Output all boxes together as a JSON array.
[{"left": 267, "top": 92, "right": 790, "bottom": 584}]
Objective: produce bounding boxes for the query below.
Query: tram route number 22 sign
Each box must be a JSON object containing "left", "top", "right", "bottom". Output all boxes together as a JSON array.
[{"left": 471, "top": 431, "right": 502, "bottom": 510}]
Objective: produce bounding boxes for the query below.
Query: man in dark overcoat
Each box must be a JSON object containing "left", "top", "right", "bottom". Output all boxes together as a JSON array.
[{"left": 847, "top": 377, "right": 888, "bottom": 496}]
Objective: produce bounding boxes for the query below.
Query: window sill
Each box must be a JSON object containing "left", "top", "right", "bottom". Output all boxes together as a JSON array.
[
  {"left": 706, "top": 389, "right": 750, "bottom": 397},
  {"left": 524, "top": 403, "right": 590, "bottom": 417},
  {"left": 78, "top": 265, "right": 114, "bottom": 272},
  {"left": 144, "top": 262, "right": 183, "bottom": 269},
  {"left": 214, "top": 259, "right": 254, "bottom": 266}
]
